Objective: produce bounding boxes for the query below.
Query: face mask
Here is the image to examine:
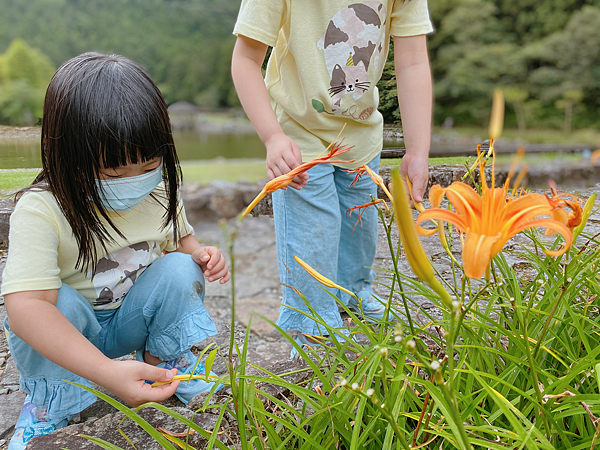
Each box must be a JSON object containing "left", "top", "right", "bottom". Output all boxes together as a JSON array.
[{"left": 96, "top": 163, "right": 163, "bottom": 212}]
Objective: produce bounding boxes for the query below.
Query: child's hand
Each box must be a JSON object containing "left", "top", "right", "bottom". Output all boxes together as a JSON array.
[
  {"left": 192, "top": 246, "right": 231, "bottom": 284},
  {"left": 102, "top": 360, "right": 180, "bottom": 407},
  {"left": 265, "top": 133, "right": 309, "bottom": 190},
  {"left": 400, "top": 152, "right": 429, "bottom": 204}
]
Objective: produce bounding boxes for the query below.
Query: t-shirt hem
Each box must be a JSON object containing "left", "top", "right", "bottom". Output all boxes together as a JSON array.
[
  {"left": 233, "top": 22, "right": 278, "bottom": 48},
  {"left": 390, "top": 23, "right": 434, "bottom": 37},
  {"left": 1, "top": 279, "right": 62, "bottom": 297}
]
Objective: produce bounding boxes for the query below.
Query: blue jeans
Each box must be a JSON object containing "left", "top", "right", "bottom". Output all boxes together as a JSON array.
[
  {"left": 4, "top": 252, "right": 217, "bottom": 421},
  {"left": 273, "top": 153, "right": 380, "bottom": 335}
]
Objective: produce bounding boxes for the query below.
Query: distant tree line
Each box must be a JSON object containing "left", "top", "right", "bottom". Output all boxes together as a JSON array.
[{"left": 0, "top": 0, "right": 599, "bottom": 129}]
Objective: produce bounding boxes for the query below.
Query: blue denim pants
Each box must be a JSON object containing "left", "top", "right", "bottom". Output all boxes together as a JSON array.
[
  {"left": 4, "top": 252, "right": 217, "bottom": 421},
  {"left": 273, "top": 153, "right": 380, "bottom": 335}
]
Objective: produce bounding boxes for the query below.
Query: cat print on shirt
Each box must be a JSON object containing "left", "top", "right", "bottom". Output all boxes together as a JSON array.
[
  {"left": 89, "top": 241, "right": 159, "bottom": 308},
  {"left": 316, "top": 1, "right": 387, "bottom": 117}
]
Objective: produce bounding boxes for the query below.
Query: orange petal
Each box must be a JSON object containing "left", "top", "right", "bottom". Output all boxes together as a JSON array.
[
  {"left": 417, "top": 209, "right": 468, "bottom": 234},
  {"left": 443, "top": 182, "right": 482, "bottom": 224},
  {"left": 511, "top": 218, "right": 572, "bottom": 257},
  {"left": 462, "top": 232, "right": 500, "bottom": 279},
  {"left": 428, "top": 185, "right": 445, "bottom": 208}
]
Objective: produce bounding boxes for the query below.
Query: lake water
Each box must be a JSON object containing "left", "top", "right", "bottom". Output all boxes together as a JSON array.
[
  {"left": 0, "top": 131, "right": 268, "bottom": 169},
  {"left": 0, "top": 130, "right": 405, "bottom": 169}
]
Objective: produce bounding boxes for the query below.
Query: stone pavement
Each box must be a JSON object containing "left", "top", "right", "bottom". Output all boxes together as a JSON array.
[{"left": 0, "top": 183, "right": 599, "bottom": 448}]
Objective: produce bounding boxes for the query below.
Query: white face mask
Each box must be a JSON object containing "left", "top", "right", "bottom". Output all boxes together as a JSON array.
[{"left": 96, "top": 163, "right": 163, "bottom": 212}]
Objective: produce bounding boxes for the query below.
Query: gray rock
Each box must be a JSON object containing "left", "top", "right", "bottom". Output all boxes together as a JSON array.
[
  {"left": 0, "top": 390, "right": 26, "bottom": 439},
  {"left": 0, "top": 358, "right": 19, "bottom": 388},
  {"left": 28, "top": 406, "right": 221, "bottom": 450}
]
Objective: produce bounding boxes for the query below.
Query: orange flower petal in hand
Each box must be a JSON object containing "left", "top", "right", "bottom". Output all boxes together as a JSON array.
[{"left": 242, "top": 138, "right": 355, "bottom": 217}]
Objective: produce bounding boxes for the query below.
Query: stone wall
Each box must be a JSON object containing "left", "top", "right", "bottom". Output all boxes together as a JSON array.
[{"left": 1, "top": 162, "right": 599, "bottom": 246}]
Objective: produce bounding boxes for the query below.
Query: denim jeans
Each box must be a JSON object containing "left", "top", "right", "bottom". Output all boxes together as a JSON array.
[
  {"left": 4, "top": 252, "right": 217, "bottom": 421},
  {"left": 273, "top": 153, "right": 380, "bottom": 335}
]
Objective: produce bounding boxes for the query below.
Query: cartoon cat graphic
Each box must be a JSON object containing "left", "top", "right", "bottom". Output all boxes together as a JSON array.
[
  {"left": 89, "top": 241, "right": 158, "bottom": 308},
  {"left": 317, "top": 1, "right": 387, "bottom": 115}
]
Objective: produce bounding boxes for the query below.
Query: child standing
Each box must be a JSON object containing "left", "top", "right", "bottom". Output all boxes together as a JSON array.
[
  {"left": 231, "top": 1, "right": 433, "bottom": 344},
  {"left": 2, "top": 53, "right": 230, "bottom": 449}
]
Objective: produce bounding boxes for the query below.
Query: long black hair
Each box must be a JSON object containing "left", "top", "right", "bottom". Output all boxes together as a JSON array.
[{"left": 30, "top": 52, "right": 182, "bottom": 272}]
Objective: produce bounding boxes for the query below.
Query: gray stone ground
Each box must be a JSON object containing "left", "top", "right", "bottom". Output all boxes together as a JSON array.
[{"left": 0, "top": 183, "right": 599, "bottom": 448}]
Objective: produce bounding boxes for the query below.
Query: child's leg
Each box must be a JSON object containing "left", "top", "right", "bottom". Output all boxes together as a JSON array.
[
  {"left": 94, "top": 252, "right": 217, "bottom": 362},
  {"left": 5, "top": 285, "right": 100, "bottom": 422},
  {"left": 334, "top": 154, "right": 382, "bottom": 313},
  {"left": 273, "top": 162, "right": 345, "bottom": 336}
]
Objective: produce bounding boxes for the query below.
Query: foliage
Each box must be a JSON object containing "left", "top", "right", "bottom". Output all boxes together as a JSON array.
[
  {"left": 0, "top": 0, "right": 239, "bottom": 110},
  {"left": 1, "top": 0, "right": 599, "bottom": 129},
  {"left": 67, "top": 160, "right": 600, "bottom": 449},
  {"left": 0, "top": 39, "right": 54, "bottom": 125},
  {"left": 379, "top": 0, "right": 600, "bottom": 129}
]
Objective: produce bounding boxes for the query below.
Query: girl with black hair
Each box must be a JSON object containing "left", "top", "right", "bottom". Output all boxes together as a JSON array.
[{"left": 1, "top": 53, "right": 230, "bottom": 449}]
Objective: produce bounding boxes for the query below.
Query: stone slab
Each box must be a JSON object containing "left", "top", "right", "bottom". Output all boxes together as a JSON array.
[
  {"left": 235, "top": 294, "right": 281, "bottom": 336},
  {"left": 28, "top": 407, "right": 222, "bottom": 450},
  {"left": 0, "top": 390, "right": 26, "bottom": 439},
  {"left": 0, "top": 358, "right": 19, "bottom": 388}
]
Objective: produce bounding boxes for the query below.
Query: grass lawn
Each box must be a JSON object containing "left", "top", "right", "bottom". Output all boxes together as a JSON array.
[
  {"left": 433, "top": 125, "right": 600, "bottom": 145},
  {"left": 0, "top": 169, "right": 40, "bottom": 196},
  {"left": 0, "top": 160, "right": 268, "bottom": 196},
  {"left": 180, "top": 159, "right": 266, "bottom": 184},
  {"left": 1, "top": 151, "right": 587, "bottom": 197}
]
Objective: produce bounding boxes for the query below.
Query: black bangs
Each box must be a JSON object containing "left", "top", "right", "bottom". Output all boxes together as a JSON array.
[
  {"left": 55, "top": 53, "right": 175, "bottom": 170},
  {"left": 31, "top": 52, "right": 182, "bottom": 272}
]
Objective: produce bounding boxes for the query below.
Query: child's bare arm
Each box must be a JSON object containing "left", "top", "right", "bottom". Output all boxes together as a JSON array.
[
  {"left": 176, "top": 234, "right": 231, "bottom": 284},
  {"left": 394, "top": 34, "right": 432, "bottom": 203},
  {"left": 231, "top": 34, "right": 308, "bottom": 190},
  {"left": 5, "top": 291, "right": 179, "bottom": 406}
]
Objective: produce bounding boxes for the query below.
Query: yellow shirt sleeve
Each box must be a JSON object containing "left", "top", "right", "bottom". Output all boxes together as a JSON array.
[
  {"left": 390, "top": 0, "right": 434, "bottom": 37},
  {"left": 1, "top": 193, "right": 62, "bottom": 296},
  {"left": 233, "top": 0, "right": 287, "bottom": 47}
]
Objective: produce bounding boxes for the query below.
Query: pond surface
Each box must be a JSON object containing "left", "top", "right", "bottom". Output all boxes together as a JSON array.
[
  {"left": 0, "top": 130, "right": 405, "bottom": 169},
  {"left": 0, "top": 132, "right": 269, "bottom": 169}
]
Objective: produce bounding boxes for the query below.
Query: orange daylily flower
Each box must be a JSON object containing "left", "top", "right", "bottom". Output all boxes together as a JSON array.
[
  {"left": 416, "top": 148, "right": 573, "bottom": 279},
  {"left": 346, "top": 164, "right": 393, "bottom": 200},
  {"left": 591, "top": 149, "right": 600, "bottom": 164},
  {"left": 242, "top": 139, "right": 355, "bottom": 217},
  {"left": 545, "top": 187, "right": 583, "bottom": 233}
]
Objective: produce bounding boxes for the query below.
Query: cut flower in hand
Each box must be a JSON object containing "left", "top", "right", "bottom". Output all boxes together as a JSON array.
[{"left": 242, "top": 127, "right": 355, "bottom": 217}]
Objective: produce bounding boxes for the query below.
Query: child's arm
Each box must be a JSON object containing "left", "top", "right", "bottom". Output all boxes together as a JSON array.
[
  {"left": 177, "top": 234, "right": 231, "bottom": 284},
  {"left": 5, "top": 290, "right": 180, "bottom": 406},
  {"left": 231, "top": 35, "right": 308, "bottom": 190},
  {"left": 394, "top": 34, "right": 432, "bottom": 203}
]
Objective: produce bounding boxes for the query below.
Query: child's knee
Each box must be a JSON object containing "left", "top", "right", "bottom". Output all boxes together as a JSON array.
[
  {"left": 148, "top": 252, "right": 205, "bottom": 301},
  {"left": 55, "top": 285, "right": 99, "bottom": 335},
  {"left": 158, "top": 252, "right": 203, "bottom": 281}
]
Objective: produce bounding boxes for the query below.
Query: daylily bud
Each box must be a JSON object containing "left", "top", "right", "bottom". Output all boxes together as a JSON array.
[
  {"left": 391, "top": 170, "right": 453, "bottom": 308},
  {"left": 573, "top": 193, "right": 597, "bottom": 242},
  {"left": 294, "top": 256, "right": 355, "bottom": 298},
  {"left": 489, "top": 88, "right": 505, "bottom": 140}
]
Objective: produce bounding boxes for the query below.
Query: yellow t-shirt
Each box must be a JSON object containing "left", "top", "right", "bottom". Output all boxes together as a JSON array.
[
  {"left": 233, "top": 0, "right": 433, "bottom": 168},
  {"left": 1, "top": 185, "right": 194, "bottom": 310}
]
